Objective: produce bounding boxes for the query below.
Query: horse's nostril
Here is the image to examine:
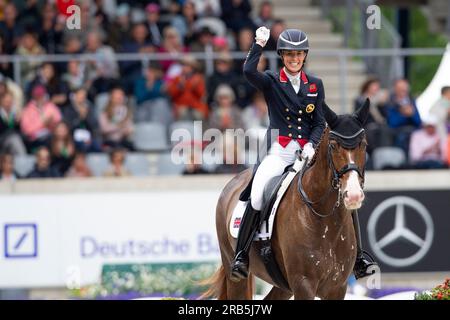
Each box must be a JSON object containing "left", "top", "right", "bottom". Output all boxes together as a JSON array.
[{"left": 344, "top": 190, "right": 364, "bottom": 203}]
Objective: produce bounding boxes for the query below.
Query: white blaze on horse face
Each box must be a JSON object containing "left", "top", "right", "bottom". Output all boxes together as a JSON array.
[{"left": 343, "top": 152, "right": 365, "bottom": 209}]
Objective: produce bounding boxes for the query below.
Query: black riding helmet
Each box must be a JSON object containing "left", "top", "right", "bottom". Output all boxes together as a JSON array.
[{"left": 276, "top": 29, "right": 309, "bottom": 56}]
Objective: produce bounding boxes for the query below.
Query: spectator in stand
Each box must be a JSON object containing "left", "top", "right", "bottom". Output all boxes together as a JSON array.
[
  {"left": 0, "top": 34, "right": 13, "bottom": 77},
  {"left": 234, "top": 27, "right": 255, "bottom": 73},
  {"left": 165, "top": 0, "right": 183, "bottom": 20},
  {"left": 16, "top": 30, "right": 46, "bottom": 86},
  {"left": 0, "top": 74, "right": 25, "bottom": 111},
  {"left": 119, "top": 23, "right": 155, "bottom": 94},
  {"left": 26, "top": 146, "right": 60, "bottom": 178},
  {"left": 99, "top": 87, "right": 134, "bottom": 151},
  {"left": 103, "top": 147, "right": 131, "bottom": 177},
  {"left": 85, "top": 31, "right": 119, "bottom": 97},
  {"left": 354, "top": 77, "right": 391, "bottom": 154},
  {"left": 409, "top": 115, "right": 447, "bottom": 169},
  {"left": 20, "top": 84, "right": 62, "bottom": 152},
  {"left": 158, "top": 26, "right": 189, "bottom": 75},
  {"left": 242, "top": 91, "right": 269, "bottom": 155},
  {"left": 0, "top": 91, "right": 26, "bottom": 155},
  {"left": 93, "top": 0, "right": 111, "bottom": 32},
  {"left": 207, "top": 52, "right": 238, "bottom": 106},
  {"left": 166, "top": 55, "right": 208, "bottom": 120},
  {"left": 63, "top": 87, "right": 101, "bottom": 153},
  {"left": 170, "top": 0, "right": 197, "bottom": 46},
  {"left": 18, "top": 0, "right": 41, "bottom": 30},
  {"left": 214, "top": 131, "right": 247, "bottom": 174},
  {"left": 0, "top": 0, "right": 6, "bottom": 19},
  {"left": 108, "top": 3, "right": 132, "bottom": 51},
  {"left": 242, "top": 91, "right": 269, "bottom": 130},
  {"left": 50, "top": 121, "right": 76, "bottom": 176},
  {"left": 38, "top": 2, "right": 64, "bottom": 54},
  {"left": 0, "top": 152, "right": 20, "bottom": 181},
  {"left": 386, "top": 79, "right": 421, "bottom": 157},
  {"left": 63, "top": 36, "right": 83, "bottom": 55},
  {"left": 429, "top": 86, "right": 450, "bottom": 145},
  {"left": 207, "top": 53, "right": 255, "bottom": 109},
  {"left": 182, "top": 143, "right": 209, "bottom": 175},
  {"left": 253, "top": 1, "right": 274, "bottom": 28},
  {"left": 178, "top": 0, "right": 198, "bottom": 46},
  {"left": 212, "top": 35, "right": 229, "bottom": 52},
  {"left": 209, "top": 84, "right": 243, "bottom": 131},
  {"left": 237, "top": 26, "right": 254, "bottom": 52},
  {"left": 28, "top": 62, "right": 69, "bottom": 108},
  {"left": 190, "top": 25, "right": 215, "bottom": 53},
  {"left": 133, "top": 61, "right": 173, "bottom": 126},
  {"left": 265, "top": 19, "right": 285, "bottom": 51},
  {"left": 145, "top": 3, "right": 167, "bottom": 47},
  {"left": 0, "top": 3, "right": 23, "bottom": 55},
  {"left": 62, "top": 0, "right": 103, "bottom": 45},
  {"left": 65, "top": 152, "right": 92, "bottom": 178},
  {"left": 62, "top": 60, "right": 88, "bottom": 91},
  {"left": 192, "top": 0, "right": 221, "bottom": 17},
  {"left": 220, "top": 0, "right": 255, "bottom": 33}
]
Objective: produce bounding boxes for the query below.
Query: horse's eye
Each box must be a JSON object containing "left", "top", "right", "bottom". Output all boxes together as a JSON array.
[{"left": 330, "top": 142, "right": 337, "bottom": 150}]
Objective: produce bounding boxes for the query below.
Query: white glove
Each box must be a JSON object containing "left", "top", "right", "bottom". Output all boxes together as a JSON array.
[
  {"left": 255, "top": 26, "right": 270, "bottom": 47},
  {"left": 301, "top": 143, "right": 315, "bottom": 163}
]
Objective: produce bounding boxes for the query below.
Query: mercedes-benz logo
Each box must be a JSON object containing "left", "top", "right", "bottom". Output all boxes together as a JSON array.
[{"left": 367, "top": 196, "right": 434, "bottom": 267}]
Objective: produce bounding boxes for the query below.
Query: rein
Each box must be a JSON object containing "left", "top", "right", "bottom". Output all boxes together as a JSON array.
[{"left": 298, "top": 129, "right": 365, "bottom": 218}]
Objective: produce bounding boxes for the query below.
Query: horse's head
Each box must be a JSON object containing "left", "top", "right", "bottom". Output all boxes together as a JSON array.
[{"left": 323, "top": 99, "right": 370, "bottom": 210}]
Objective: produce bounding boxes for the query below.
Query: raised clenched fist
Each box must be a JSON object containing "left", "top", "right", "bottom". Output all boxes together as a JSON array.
[{"left": 255, "top": 26, "right": 270, "bottom": 47}]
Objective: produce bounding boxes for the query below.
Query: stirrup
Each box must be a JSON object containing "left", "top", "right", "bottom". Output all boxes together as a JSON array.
[
  {"left": 230, "top": 251, "right": 249, "bottom": 282},
  {"left": 354, "top": 250, "right": 378, "bottom": 280}
]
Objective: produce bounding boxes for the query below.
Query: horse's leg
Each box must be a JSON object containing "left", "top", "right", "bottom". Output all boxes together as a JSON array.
[
  {"left": 225, "top": 274, "right": 255, "bottom": 300},
  {"left": 291, "top": 277, "right": 317, "bottom": 300},
  {"left": 322, "top": 285, "right": 347, "bottom": 300},
  {"left": 263, "top": 286, "right": 292, "bottom": 300}
]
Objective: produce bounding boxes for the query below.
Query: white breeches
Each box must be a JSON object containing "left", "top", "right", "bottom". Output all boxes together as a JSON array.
[{"left": 250, "top": 140, "right": 301, "bottom": 210}]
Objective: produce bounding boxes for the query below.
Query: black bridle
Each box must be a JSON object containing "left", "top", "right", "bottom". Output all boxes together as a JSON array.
[{"left": 298, "top": 129, "right": 366, "bottom": 218}]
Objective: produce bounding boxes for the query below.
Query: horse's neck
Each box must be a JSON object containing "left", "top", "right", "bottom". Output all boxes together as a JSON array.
[
  {"left": 303, "top": 132, "right": 348, "bottom": 226},
  {"left": 305, "top": 133, "right": 332, "bottom": 196}
]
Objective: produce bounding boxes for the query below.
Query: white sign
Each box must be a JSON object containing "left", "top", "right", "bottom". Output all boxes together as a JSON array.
[{"left": 0, "top": 192, "right": 221, "bottom": 288}]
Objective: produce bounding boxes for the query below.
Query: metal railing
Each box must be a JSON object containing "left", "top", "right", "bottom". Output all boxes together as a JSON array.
[
  {"left": 318, "top": 0, "right": 403, "bottom": 86},
  {"left": 0, "top": 47, "right": 447, "bottom": 114}
]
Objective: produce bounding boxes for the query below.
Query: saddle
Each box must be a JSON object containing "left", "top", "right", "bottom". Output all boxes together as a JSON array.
[
  {"left": 261, "top": 164, "right": 295, "bottom": 220},
  {"left": 231, "top": 154, "right": 306, "bottom": 291}
]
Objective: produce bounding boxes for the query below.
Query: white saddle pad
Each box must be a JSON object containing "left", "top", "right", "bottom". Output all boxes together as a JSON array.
[{"left": 230, "top": 158, "right": 306, "bottom": 240}]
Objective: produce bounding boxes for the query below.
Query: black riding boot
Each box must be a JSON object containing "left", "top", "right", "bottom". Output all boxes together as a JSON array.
[
  {"left": 352, "top": 210, "right": 379, "bottom": 279},
  {"left": 230, "top": 203, "right": 261, "bottom": 282}
]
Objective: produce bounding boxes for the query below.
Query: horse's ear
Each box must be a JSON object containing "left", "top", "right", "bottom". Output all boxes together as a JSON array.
[
  {"left": 355, "top": 98, "right": 370, "bottom": 125},
  {"left": 323, "top": 101, "right": 338, "bottom": 129}
]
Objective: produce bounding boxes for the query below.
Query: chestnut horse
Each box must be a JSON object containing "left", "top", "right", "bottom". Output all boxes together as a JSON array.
[{"left": 202, "top": 100, "right": 370, "bottom": 300}]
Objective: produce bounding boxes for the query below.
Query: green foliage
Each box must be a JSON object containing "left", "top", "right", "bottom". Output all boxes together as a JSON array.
[
  {"left": 328, "top": 5, "right": 448, "bottom": 95},
  {"left": 382, "top": 6, "right": 448, "bottom": 96}
]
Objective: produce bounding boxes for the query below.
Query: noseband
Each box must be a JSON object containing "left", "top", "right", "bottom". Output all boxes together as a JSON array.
[{"left": 299, "top": 129, "right": 366, "bottom": 218}]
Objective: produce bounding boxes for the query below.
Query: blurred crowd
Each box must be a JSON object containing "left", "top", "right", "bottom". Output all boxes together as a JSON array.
[
  {"left": 354, "top": 77, "right": 450, "bottom": 171},
  {"left": 0, "top": 0, "right": 274, "bottom": 179},
  {"left": 0, "top": 0, "right": 449, "bottom": 181}
]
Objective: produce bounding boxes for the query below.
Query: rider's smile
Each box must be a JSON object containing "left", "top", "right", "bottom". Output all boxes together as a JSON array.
[{"left": 282, "top": 50, "right": 306, "bottom": 75}]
